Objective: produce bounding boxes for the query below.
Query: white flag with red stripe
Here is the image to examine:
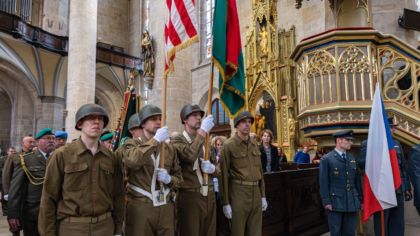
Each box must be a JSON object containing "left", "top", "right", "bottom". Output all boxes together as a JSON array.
[
  {"left": 362, "top": 83, "right": 401, "bottom": 222},
  {"left": 164, "top": 0, "right": 199, "bottom": 78}
]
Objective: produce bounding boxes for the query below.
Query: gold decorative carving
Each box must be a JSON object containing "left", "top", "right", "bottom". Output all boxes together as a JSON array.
[{"left": 245, "top": 0, "right": 297, "bottom": 159}]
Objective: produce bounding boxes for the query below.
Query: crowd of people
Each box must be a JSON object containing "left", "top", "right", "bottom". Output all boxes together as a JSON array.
[{"left": 0, "top": 103, "right": 419, "bottom": 236}]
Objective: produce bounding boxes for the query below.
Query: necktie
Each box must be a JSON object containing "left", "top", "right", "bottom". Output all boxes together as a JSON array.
[
  {"left": 45, "top": 153, "right": 50, "bottom": 159},
  {"left": 342, "top": 153, "right": 346, "bottom": 160}
]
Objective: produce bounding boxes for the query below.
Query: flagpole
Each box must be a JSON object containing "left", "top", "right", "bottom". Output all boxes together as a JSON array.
[
  {"left": 203, "top": 62, "right": 214, "bottom": 188},
  {"left": 160, "top": 75, "right": 167, "bottom": 169},
  {"left": 380, "top": 210, "right": 385, "bottom": 236}
]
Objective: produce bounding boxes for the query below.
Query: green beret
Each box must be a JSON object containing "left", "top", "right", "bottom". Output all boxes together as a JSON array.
[
  {"left": 100, "top": 131, "right": 114, "bottom": 141},
  {"left": 35, "top": 128, "right": 54, "bottom": 140}
]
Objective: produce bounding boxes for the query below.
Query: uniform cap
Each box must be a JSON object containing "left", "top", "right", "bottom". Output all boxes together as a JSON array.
[
  {"left": 100, "top": 131, "right": 114, "bottom": 141},
  {"left": 55, "top": 131, "right": 68, "bottom": 140},
  {"left": 332, "top": 130, "right": 354, "bottom": 140},
  {"left": 35, "top": 128, "right": 54, "bottom": 140},
  {"left": 234, "top": 111, "right": 254, "bottom": 127}
]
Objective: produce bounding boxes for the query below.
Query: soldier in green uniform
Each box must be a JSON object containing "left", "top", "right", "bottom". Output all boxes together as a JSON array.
[
  {"left": 2, "top": 136, "right": 35, "bottom": 198},
  {"left": 38, "top": 104, "right": 125, "bottom": 236},
  {"left": 221, "top": 111, "right": 267, "bottom": 236},
  {"left": 171, "top": 104, "right": 217, "bottom": 236},
  {"left": 1, "top": 146, "right": 15, "bottom": 216},
  {"left": 7, "top": 128, "right": 56, "bottom": 236},
  {"left": 124, "top": 104, "right": 182, "bottom": 236},
  {"left": 100, "top": 130, "right": 114, "bottom": 150}
]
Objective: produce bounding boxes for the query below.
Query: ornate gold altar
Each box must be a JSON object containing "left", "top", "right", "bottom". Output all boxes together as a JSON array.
[
  {"left": 245, "top": 0, "right": 298, "bottom": 159},
  {"left": 291, "top": 29, "right": 420, "bottom": 147}
]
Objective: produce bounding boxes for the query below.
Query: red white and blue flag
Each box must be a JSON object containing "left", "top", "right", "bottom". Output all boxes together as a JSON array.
[{"left": 362, "top": 82, "right": 402, "bottom": 222}]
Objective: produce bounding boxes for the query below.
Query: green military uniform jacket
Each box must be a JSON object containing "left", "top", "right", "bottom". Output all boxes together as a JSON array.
[
  {"left": 221, "top": 134, "right": 266, "bottom": 205},
  {"left": 7, "top": 150, "right": 47, "bottom": 221},
  {"left": 171, "top": 131, "right": 220, "bottom": 190},
  {"left": 38, "top": 138, "right": 125, "bottom": 236}
]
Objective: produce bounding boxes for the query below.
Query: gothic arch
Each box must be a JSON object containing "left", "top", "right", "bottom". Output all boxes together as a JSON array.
[{"left": 95, "top": 75, "right": 124, "bottom": 130}]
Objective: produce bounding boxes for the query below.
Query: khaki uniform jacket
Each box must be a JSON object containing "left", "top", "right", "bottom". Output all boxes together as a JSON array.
[
  {"left": 124, "top": 134, "right": 182, "bottom": 198},
  {"left": 221, "top": 134, "right": 266, "bottom": 205},
  {"left": 38, "top": 138, "right": 125, "bottom": 236},
  {"left": 171, "top": 131, "right": 220, "bottom": 189},
  {"left": 8, "top": 150, "right": 46, "bottom": 221},
  {"left": 2, "top": 152, "right": 28, "bottom": 194}
]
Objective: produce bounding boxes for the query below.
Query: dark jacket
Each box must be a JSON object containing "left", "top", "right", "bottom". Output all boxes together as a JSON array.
[
  {"left": 259, "top": 144, "right": 279, "bottom": 173},
  {"left": 408, "top": 144, "right": 420, "bottom": 209},
  {"left": 319, "top": 150, "right": 362, "bottom": 212}
]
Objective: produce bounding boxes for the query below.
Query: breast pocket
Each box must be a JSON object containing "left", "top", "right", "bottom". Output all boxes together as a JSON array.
[
  {"left": 27, "top": 165, "right": 46, "bottom": 179},
  {"left": 232, "top": 151, "right": 247, "bottom": 169},
  {"left": 64, "top": 162, "right": 89, "bottom": 191},
  {"left": 99, "top": 161, "right": 115, "bottom": 192}
]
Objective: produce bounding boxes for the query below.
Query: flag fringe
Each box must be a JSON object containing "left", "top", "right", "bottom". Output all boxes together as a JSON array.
[{"left": 164, "top": 35, "right": 199, "bottom": 79}]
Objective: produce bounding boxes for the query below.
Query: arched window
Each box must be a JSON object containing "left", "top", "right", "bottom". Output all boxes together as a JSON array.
[
  {"left": 211, "top": 99, "right": 231, "bottom": 136},
  {"left": 199, "top": 0, "right": 215, "bottom": 61}
]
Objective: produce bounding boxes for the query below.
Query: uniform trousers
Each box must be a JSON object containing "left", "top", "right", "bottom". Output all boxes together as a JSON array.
[
  {"left": 327, "top": 211, "right": 357, "bottom": 236},
  {"left": 177, "top": 189, "right": 216, "bottom": 236},
  {"left": 22, "top": 219, "right": 39, "bottom": 236},
  {"left": 374, "top": 193, "right": 405, "bottom": 236},
  {"left": 58, "top": 216, "right": 114, "bottom": 236},
  {"left": 230, "top": 182, "right": 262, "bottom": 236},
  {"left": 125, "top": 196, "right": 174, "bottom": 236}
]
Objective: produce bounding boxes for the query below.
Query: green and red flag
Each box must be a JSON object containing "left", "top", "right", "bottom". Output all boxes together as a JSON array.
[
  {"left": 212, "top": 0, "right": 246, "bottom": 118},
  {"left": 112, "top": 84, "right": 137, "bottom": 151}
]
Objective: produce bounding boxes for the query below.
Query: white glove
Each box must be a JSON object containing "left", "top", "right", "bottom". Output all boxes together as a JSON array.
[
  {"left": 3, "top": 194, "right": 8, "bottom": 201},
  {"left": 223, "top": 204, "right": 232, "bottom": 219},
  {"left": 153, "top": 126, "right": 169, "bottom": 143},
  {"left": 200, "top": 159, "right": 215, "bottom": 174},
  {"left": 200, "top": 115, "right": 215, "bottom": 133},
  {"left": 262, "top": 197, "right": 268, "bottom": 211},
  {"left": 157, "top": 168, "right": 172, "bottom": 184}
]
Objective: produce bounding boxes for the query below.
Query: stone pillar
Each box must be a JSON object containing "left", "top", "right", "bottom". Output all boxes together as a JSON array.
[{"left": 65, "top": 0, "right": 98, "bottom": 140}]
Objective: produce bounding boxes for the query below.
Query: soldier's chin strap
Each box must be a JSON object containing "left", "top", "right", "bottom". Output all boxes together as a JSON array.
[
  {"left": 183, "top": 131, "right": 208, "bottom": 196},
  {"left": 20, "top": 153, "right": 45, "bottom": 185}
]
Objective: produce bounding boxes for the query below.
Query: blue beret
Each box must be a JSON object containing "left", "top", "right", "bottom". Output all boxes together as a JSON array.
[
  {"left": 332, "top": 130, "right": 354, "bottom": 139},
  {"left": 35, "top": 128, "right": 54, "bottom": 140},
  {"left": 55, "top": 131, "right": 68, "bottom": 139},
  {"left": 100, "top": 131, "right": 114, "bottom": 141}
]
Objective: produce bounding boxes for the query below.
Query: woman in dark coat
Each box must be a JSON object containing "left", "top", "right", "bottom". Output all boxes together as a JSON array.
[{"left": 259, "top": 129, "right": 280, "bottom": 173}]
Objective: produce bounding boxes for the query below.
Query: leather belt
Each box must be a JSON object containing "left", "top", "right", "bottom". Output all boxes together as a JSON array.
[
  {"left": 232, "top": 179, "right": 259, "bottom": 186},
  {"left": 180, "top": 186, "right": 214, "bottom": 193},
  {"left": 62, "top": 212, "right": 111, "bottom": 224}
]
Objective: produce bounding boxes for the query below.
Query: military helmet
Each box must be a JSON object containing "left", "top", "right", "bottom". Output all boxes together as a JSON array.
[
  {"left": 138, "top": 104, "right": 162, "bottom": 126},
  {"left": 180, "top": 104, "right": 205, "bottom": 124},
  {"left": 234, "top": 111, "right": 254, "bottom": 127},
  {"left": 128, "top": 113, "right": 141, "bottom": 130},
  {"left": 75, "top": 104, "right": 109, "bottom": 130}
]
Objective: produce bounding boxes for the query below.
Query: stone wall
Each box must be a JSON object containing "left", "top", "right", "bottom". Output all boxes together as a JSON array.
[
  {"left": 97, "top": 0, "right": 130, "bottom": 51},
  {"left": 41, "top": 0, "right": 69, "bottom": 36},
  {"left": 371, "top": 0, "right": 420, "bottom": 48}
]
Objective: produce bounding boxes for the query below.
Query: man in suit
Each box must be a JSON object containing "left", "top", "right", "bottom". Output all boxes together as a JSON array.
[
  {"left": 293, "top": 145, "right": 310, "bottom": 164},
  {"left": 407, "top": 144, "right": 420, "bottom": 216},
  {"left": 359, "top": 117, "right": 412, "bottom": 236},
  {"left": 319, "top": 130, "right": 362, "bottom": 236}
]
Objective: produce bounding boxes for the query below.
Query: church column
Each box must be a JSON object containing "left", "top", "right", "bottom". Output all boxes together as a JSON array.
[{"left": 65, "top": 0, "right": 98, "bottom": 140}]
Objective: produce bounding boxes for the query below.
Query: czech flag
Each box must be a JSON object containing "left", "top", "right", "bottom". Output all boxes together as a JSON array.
[{"left": 362, "top": 83, "right": 402, "bottom": 222}]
